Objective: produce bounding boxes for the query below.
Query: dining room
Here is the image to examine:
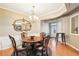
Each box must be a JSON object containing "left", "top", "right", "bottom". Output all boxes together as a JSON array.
[{"left": 0, "top": 3, "right": 79, "bottom": 56}]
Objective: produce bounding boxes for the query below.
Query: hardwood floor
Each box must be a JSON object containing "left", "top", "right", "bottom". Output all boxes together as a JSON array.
[
  {"left": 0, "top": 48, "right": 14, "bottom": 56},
  {"left": 49, "top": 39, "right": 79, "bottom": 56},
  {"left": 0, "top": 39, "right": 79, "bottom": 56}
]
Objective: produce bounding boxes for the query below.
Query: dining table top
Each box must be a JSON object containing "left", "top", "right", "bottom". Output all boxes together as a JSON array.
[{"left": 22, "top": 36, "right": 43, "bottom": 43}]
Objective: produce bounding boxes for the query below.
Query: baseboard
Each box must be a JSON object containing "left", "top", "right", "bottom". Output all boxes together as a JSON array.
[
  {"left": 59, "top": 41, "right": 79, "bottom": 52},
  {"left": 66, "top": 43, "right": 79, "bottom": 52}
]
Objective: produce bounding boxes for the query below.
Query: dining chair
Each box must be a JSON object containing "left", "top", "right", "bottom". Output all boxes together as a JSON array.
[
  {"left": 34, "top": 32, "right": 46, "bottom": 48},
  {"left": 21, "top": 32, "right": 27, "bottom": 39},
  {"left": 9, "top": 35, "right": 27, "bottom": 56},
  {"left": 43, "top": 35, "right": 51, "bottom": 56},
  {"left": 34, "top": 40, "right": 44, "bottom": 56},
  {"left": 21, "top": 32, "right": 28, "bottom": 47},
  {"left": 40, "top": 32, "right": 46, "bottom": 39},
  {"left": 35, "top": 35, "right": 51, "bottom": 56}
]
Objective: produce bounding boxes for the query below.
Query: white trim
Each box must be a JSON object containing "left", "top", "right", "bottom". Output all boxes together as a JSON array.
[
  {"left": 0, "top": 6, "right": 29, "bottom": 17},
  {"left": 70, "top": 12, "right": 79, "bottom": 36},
  {"left": 66, "top": 43, "right": 79, "bottom": 51},
  {"left": 59, "top": 41, "right": 79, "bottom": 51}
]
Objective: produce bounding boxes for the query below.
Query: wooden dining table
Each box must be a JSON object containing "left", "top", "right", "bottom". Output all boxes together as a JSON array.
[
  {"left": 22, "top": 36, "right": 43, "bottom": 43},
  {"left": 22, "top": 36, "right": 43, "bottom": 55}
]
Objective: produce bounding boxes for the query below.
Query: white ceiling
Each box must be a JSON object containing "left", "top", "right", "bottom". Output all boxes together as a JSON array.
[{"left": 0, "top": 3, "right": 67, "bottom": 20}]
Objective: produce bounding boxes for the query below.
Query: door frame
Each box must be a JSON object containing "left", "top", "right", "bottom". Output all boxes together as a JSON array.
[{"left": 49, "top": 22, "right": 57, "bottom": 37}]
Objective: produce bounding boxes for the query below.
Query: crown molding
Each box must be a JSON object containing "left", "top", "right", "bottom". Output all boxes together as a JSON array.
[{"left": 40, "top": 4, "right": 67, "bottom": 20}]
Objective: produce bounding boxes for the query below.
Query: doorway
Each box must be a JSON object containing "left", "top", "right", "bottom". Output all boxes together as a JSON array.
[{"left": 49, "top": 23, "right": 57, "bottom": 38}]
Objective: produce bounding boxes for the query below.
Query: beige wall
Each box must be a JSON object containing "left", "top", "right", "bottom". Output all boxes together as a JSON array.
[
  {"left": 0, "top": 8, "right": 41, "bottom": 50},
  {"left": 0, "top": 8, "right": 41, "bottom": 36},
  {"left": 59, "top": 11, "right": 79, "bottom": 50}
]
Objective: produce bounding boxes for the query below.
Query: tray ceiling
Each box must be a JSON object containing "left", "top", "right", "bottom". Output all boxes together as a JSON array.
[{"left": 0, "top": 3, "right": 67, "bottom": 20}]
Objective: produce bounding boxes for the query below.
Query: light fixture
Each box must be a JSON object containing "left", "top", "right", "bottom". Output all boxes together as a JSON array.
[{"left": 29, "top": 5, "right": 39, "bottom": 22}]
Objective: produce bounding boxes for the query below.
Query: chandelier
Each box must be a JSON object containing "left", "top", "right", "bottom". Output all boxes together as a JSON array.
[{"left": 29, "top": 5, "right": 39, "bottom": 22}]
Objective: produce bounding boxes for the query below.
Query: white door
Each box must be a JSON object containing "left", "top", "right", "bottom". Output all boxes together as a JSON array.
[{"left": 50, "top": 23, "right": 57, "bottom": 37}]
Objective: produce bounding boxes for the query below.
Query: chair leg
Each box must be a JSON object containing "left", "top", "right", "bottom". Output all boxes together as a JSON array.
[
  {"left": 55, "top": 37, "right": 58, "bottom": 47},
  {"left": 42, "top": 49, "right": 44, "bottom": 56},
  {"left": 14, "top": 51, "right": 18, "bottom": 56},
  {"left": 55, "top": 34, "right": 58, "bottom": 46},
  {"left": 64, "top": 35, "right": 66, "bottom": 45},
  {"left": 27, "top": 49, "right": 32, "bottom": 56},
  {"left": 62, "top": 34, "right": 66, "bottom": 45},
  {"left": 46, "top": 48, "right": 48, "bottom": 56},
  {"left": 16, "top": 52, "right": 18, "bottom": 56}
]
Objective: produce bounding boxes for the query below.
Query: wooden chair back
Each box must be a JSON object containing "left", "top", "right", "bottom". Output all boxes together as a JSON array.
[
  {"left": 44, "top": 35, "right": 50, "bottom": 48},
  {"left": 9, "top": 35, "right": 17, "bottom": 51},
  {"left": 21, "top": 32, "right": 26, "bottom": 39},
  {"left": 40, "top": 32, "right": 46, "bottom": 39}
]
